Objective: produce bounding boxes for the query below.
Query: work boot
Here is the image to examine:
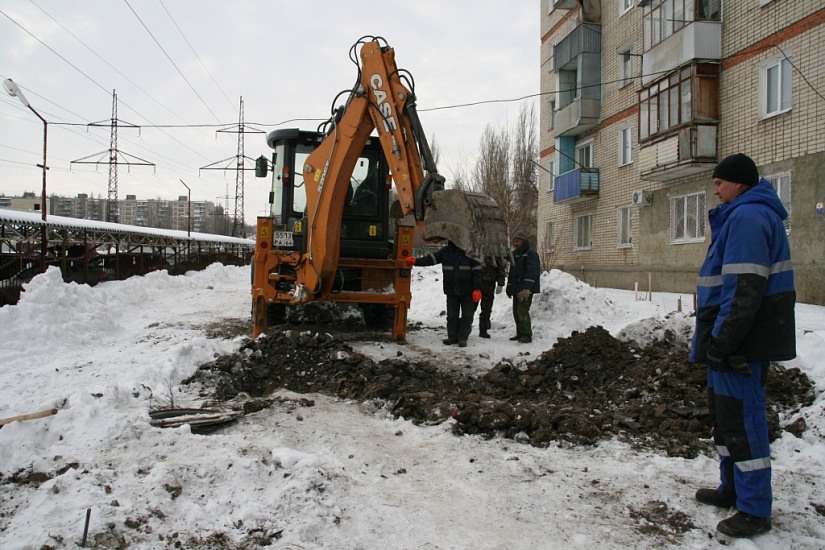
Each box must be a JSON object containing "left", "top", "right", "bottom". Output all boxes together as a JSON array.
[
  {"left": 518, "top": 336, "right": 532, "bottom": 344},
  {"left": 695, "top": 488, "right": 736, "bottom": 508},
  {"left": 457, "top": 340, "right": 468, "bottom": 348},
  {"left": 443, "top": 338, "right": 457, "bottom": 345},
  {"left": 509, "top": 335, "right": 521, "bottom": 341},
  {"left": 716, "top": 512, "right": 771, "bottom": 538},
  {"left": 479, "top": 330, "right": 490, "bottom": 338}
]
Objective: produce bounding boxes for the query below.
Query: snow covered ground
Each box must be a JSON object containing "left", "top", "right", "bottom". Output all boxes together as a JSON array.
[{"left": 1, "top": 264, "right": 823, "bottom": 549}]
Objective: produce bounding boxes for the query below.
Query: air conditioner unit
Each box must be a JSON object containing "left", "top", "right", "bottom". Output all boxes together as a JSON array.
[{"left": 631, "top": 189, "right": 652, "bottom": 206}]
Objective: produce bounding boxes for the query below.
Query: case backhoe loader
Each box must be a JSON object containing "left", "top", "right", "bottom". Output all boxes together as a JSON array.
[{"left": 252, "top": 37, "right": 509, "bottom": 340}]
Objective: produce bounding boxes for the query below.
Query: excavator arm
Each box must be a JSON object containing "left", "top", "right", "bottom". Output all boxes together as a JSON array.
[{"left": 294, "top": 39, "right": 441, "bottom": 300}]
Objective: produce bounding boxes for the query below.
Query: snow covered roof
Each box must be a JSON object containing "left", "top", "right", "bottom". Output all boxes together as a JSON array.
[{"left": 0, "top": 208, "right": 254, "bottom": 247}]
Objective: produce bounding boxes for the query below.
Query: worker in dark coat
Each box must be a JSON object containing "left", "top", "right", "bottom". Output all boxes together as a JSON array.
[
  {"left": 478, "top": 257, "right": 508, "bottom": 338},
  {"left": 505, "top": 234, "right": 540, "bottom": 344},
  {"left": 406, "top": 241, "right": 482, "bottom": 347},
  {"left": 690, "top": 153, "right": 796, "bottom": 539}
]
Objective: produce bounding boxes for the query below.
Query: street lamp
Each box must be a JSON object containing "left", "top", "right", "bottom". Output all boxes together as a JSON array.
[
  {"left": 4, "top": 79, "right": 48, "bottom": 221},
  {"left": 4, "top": 78, "right": 49, "bottom": 272}
]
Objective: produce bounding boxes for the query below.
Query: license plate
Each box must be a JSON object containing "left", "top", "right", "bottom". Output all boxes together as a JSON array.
[{"left": 272, "top": 231, "right": 294, "bottom": 247}]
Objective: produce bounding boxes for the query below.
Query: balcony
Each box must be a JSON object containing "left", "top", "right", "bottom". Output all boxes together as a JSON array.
[
  {"left": 554, "top": 23, "right": 601, "bottom": 71},
  {"left": 553, "top": 98, "right": 601, "bottom": 137},
  {"left": 552, "top": 0, "right": 579, "bottom": 9},
  {"left": 639, "top": 125, "right": 718, "bottom": 182},
  {"left": 642, "top": 21, "right": 722, "bottom": 86},
  {"left": 553, "top": 168, "right": 600, "bottom": 204}
]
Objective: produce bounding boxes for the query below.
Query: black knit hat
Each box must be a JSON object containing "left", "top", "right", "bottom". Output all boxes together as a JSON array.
[{"left": 712, "top": 153, "right": 759, "bottom": 186}]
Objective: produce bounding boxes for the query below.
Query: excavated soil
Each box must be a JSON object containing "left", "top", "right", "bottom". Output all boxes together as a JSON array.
[{"left": 184, "top": 325, "right": 815, "bottom": 459}]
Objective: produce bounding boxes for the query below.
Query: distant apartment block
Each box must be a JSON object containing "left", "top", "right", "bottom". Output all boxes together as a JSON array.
[{"left": 1, "top": 192, "right": 225, "bottom": 235}]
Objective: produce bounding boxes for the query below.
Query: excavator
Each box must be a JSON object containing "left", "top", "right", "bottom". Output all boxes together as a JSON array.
[{"left": 251, "top": 36, "right": 509, "bottom": 341}]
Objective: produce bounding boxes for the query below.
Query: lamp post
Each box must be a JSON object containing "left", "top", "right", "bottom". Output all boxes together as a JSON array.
[{"left": 4, "top": 78, "right": 49, "bottom": 271}]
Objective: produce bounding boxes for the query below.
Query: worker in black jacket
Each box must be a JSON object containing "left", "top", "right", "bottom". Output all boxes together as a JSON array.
[
  {"left": 406, "top": 241, "right": 482, "bottom": 347},
  {"left": 505, "top": 234, "right": 540, "bottom": 344}
]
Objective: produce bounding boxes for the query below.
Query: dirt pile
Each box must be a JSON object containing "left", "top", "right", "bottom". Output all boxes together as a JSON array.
[{"left": 185, "top": 325, "right": 815, "bottom": 459}]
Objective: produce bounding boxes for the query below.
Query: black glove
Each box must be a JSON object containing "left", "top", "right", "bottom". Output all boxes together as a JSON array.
[{"left": 707, "top": 346, "right": 751, "bottom": 377}]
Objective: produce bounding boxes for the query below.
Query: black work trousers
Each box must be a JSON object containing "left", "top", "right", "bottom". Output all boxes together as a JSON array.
[{"left": 446, "top": 293, "right": 477, "bottom": 341}]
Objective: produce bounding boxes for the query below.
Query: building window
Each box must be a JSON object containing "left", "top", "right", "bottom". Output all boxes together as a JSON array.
[
  {"left": 766, "top": 171, "right": 792, "bottom": 233},
  {"left": 639, "top": 63, "right": 719, "bottom": 142},
  {"left": 761, "top": 55, "right": 792, "bottom": 118},
  {"left": 670, "top": 192, "right": 706, "bottom": 243},
  {"left": 618, "top": 205, "right": 633, "bottom": 248},
  {"left": 546, "top": 159, "right": 556, "bottom": 193},
  {"left": 548, "top": 99, "right": 556, "bottom": 131},
  {"left": 621, "top": 0, "right": 634, "bottom": 14},
  {"left": 574, "top": 214, "right": 593, "bottom": 250},
  {"left": 619, "top": 48, "right": 634, "bottom": 87},
  {"left": 619, "top": 126, "right": 633, "bottom": 166},
  {"left": 643, "top": 0, "right": 721, "bottom": 51},
  {"left": 544, "top": 220, "right": 556, "bottom": 253},
  {"left": 576, "top": 141, "right": 594, "bottom": 169}
]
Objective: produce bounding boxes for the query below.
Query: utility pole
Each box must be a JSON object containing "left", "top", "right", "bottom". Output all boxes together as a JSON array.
[
  {"left": 200, "top": 97, "right": 264, "bottom": 238},
  {"left": 71, "top": 90, "right": 155, "bottom": 223}
]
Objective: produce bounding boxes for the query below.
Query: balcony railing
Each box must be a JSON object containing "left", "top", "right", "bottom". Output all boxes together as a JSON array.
[
  {"left": 553, "top": 97, "right": 601, "bottom": 137},
  {"left": 553, "top": 168, "right": 600, "bottom": 203},
  {"left": 554, "top": 23, "right": 601, "bottom": 71},
  {"left": 639, "top": 125, "right": 718, "bottom": 182},
  {"left": 642, "top": 21, "right": 721, "bottom": 86}
]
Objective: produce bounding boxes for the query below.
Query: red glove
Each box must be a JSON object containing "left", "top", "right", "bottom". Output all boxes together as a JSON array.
[
  {"left": 405, "top": 256, "right": 416, "bottom": 265},
  {"left": 472, "top": 289, "right": 482, "bottom": 302}
]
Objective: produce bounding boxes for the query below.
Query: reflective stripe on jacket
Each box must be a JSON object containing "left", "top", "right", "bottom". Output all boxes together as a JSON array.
[
  {"left": 416, "top": 243, "right": 482, "bottom": 296},
  {"left": 690, "top": 178, "right": 796, "bottom": 363}
]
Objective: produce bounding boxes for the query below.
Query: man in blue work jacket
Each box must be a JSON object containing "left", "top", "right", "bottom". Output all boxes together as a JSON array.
[{"left": 690, "top": 153, "right": 796, "bottom": 538}]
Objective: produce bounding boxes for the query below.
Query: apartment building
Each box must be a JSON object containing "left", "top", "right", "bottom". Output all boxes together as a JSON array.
[
  {"left": 538, "top": 0, "right": 825, "bottom": 304},
  {"left": 1, "top": 192, "right": 219, "bottom": 234}
]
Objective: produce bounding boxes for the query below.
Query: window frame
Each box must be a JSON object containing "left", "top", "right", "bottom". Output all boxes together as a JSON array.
[
  {"left": 621, "top": 0, "right": 634, "bottom": 15},
  {"left": 544, "top": 220, "right": 557, "bottom": 253},
  {"left": 617, "top": 205, "right": 633, "bottom": 248},
  {"left": 546, "top": 159, "right": 556, "bottom": 193},
  {"left": 619, "top": 125, "right": 634, "bottom": 166},
  {"left": 760, "top": 54, "right": 793, "bottom": 119},
  {"left": 638, "top": 62, "right": 719, "bottom": 143},
  {"left": 576, "top": 140, "right": 595, "bottom": 169},
  {"left": 670, "top": 191, "right": 706, "bottom": 244},
  {"left": 619, "top": 47, "right": 635, "bottom": 88},
  {"left": 765, "top": 171, "right": 792, "bottom": 234},
  {"left": 574, "top": 213, "right": 593, "bottom": 251}
]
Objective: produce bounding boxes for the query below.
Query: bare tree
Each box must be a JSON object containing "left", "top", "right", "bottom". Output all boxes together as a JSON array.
[{"left": 471, "top": 102, "right": 538, "bottom": 243}]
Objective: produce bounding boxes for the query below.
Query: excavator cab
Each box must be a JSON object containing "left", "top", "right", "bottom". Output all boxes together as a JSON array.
[{"left": 263, "top": 128, "right": 393, "bottom": 262}]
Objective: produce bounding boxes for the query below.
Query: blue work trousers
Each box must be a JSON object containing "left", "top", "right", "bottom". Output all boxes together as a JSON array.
[{"left": 707, "top": 361, "right": 772, "bottom": 518}]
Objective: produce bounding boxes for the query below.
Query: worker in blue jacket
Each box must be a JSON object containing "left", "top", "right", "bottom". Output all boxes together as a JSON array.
[
  {"left": 690, "top": 153, "right": 796, "bottom": 539},
  {"left": 406, "top": 241, "right": 482, "bottom": 347}
]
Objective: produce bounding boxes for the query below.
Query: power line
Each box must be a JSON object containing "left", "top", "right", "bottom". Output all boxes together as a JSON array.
[
  {"left": 123, "top": 0, "right": 222, "bottom": 124},
  {"left": 28, "top": 0, "right": 193, "bottom": 126},
  {"left": 158, "top": 0, "right": 236, "bottom": 112}
]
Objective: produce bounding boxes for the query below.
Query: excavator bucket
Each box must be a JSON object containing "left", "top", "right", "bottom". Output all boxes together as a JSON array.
[{"left": 422, "top": 189, "right": 511, "bottom": 261}]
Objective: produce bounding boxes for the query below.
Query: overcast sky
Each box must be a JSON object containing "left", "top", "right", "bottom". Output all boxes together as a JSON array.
[{"left": 1, "top": 1, "right": 539, "bottom": 226}]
